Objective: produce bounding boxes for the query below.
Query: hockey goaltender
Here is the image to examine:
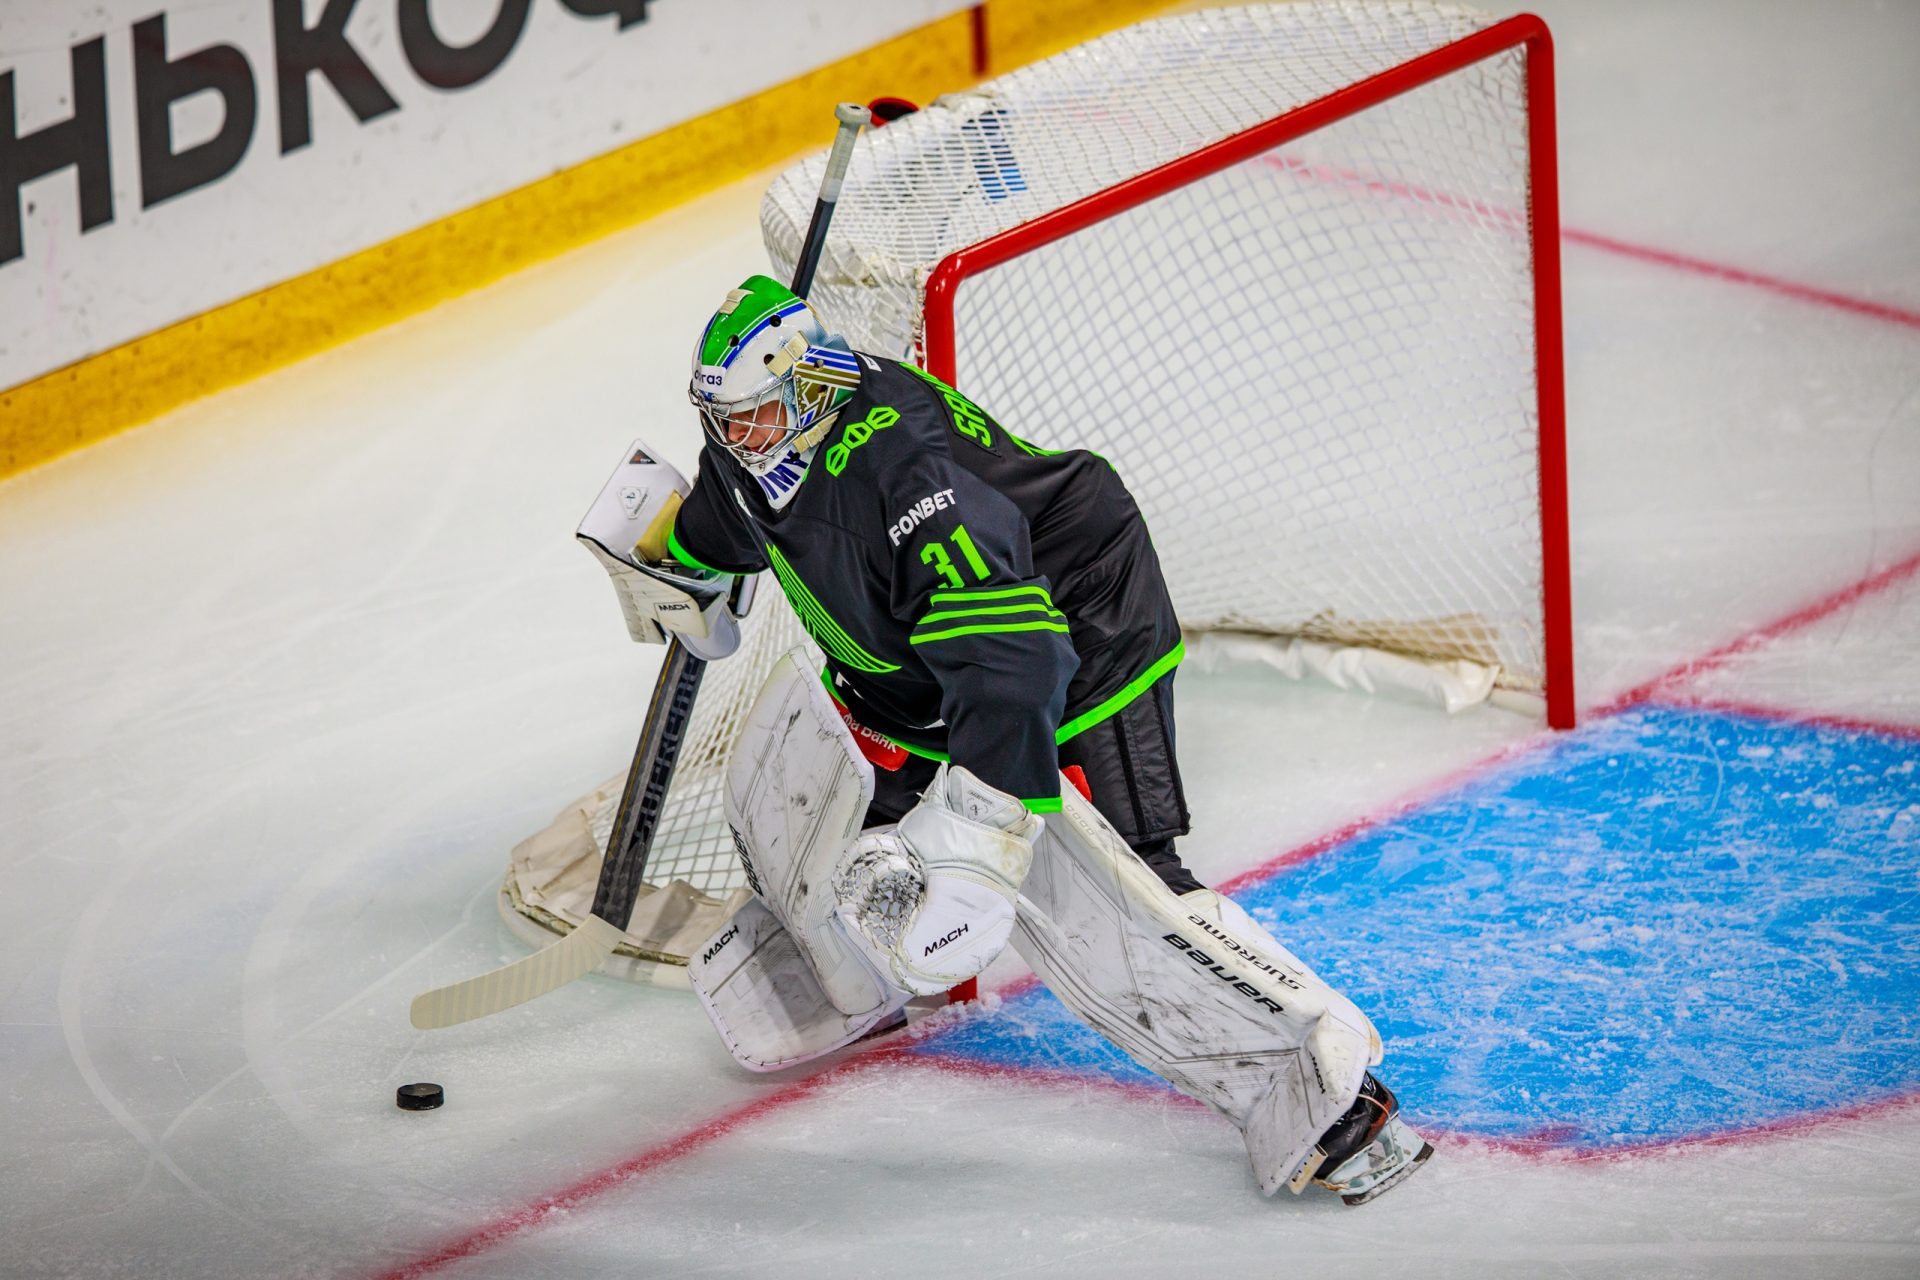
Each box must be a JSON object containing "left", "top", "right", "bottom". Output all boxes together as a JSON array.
[{"left": 600, "top": 274, "right": 1433, "bottom": 1205}]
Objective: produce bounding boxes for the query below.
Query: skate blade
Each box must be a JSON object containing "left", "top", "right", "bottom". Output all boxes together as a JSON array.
[{"left": 1339, "top": 1139, "right": 1435, "bottom": 1206}]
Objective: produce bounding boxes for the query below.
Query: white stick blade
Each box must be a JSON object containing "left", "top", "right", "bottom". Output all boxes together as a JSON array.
[{"left": 409, "top": 913, "right": 625, "bottom": 1029}]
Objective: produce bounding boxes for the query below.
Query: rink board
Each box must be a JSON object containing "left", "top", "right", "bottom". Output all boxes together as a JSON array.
[{"left": 914, "top": 703, "right": 1920, "bottom": 1148}]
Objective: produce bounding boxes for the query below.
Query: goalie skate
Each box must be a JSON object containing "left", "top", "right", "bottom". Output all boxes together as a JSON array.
[{"left": 1292, "top": 1073, "right": 1435, "bottom": 1206}]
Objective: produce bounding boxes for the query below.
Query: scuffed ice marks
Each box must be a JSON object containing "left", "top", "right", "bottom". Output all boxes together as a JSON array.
[{"left": 1249, "top": 703, "right": 1920, "bottom": 1147}]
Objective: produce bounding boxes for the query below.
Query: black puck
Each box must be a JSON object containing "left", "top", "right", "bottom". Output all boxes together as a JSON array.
[{"left": 396, "top": 1082, "right": 445, "bottom": 1111}]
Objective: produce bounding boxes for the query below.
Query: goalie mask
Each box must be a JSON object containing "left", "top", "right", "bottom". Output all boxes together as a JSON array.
[{"left": 689, "top": 275, "right": 859, "bottom": 477}]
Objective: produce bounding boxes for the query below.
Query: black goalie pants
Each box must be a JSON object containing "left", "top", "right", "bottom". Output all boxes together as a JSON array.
[{"left": 863, "top": 674, "right": 1201, "bottom": 895}]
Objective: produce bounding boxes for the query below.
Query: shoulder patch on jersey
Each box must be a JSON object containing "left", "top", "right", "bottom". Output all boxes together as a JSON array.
[{"left": 888, "top": 488, "right": 958, "bottom": 546}]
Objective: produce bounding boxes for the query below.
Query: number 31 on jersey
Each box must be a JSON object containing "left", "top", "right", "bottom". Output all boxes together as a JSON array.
[{"left": 920, "top": 524, "right": 992, "bottom": 589}]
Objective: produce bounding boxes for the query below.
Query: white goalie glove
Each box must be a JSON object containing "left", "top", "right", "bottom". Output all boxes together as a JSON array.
[
  {"left": 689, "top": 651, "right": 1039, "bottom": 1070},
  {"left": 576, "top": 440, "right": 745, "bottom": 661}
]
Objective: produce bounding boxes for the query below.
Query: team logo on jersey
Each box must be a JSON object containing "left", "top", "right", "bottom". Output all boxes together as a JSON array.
[{"left": 823, "top": 406, "right": 901, "bottom": 476}]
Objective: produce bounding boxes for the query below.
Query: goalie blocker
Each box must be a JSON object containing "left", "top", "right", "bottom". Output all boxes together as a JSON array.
[
  {"left": 691, "top": 650, "right": 1432, "bottom": 1202},
  {"left": 578, "top": 441, "right": 748, "bottom": 661}
]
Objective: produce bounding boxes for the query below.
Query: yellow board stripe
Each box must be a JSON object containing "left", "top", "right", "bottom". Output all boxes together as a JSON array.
[
  {"left": 0, "top": 12, "right": 974, "bottom": 481},
  {"left": 0, "top": 0, "right": 1174, "bottom": 484}
]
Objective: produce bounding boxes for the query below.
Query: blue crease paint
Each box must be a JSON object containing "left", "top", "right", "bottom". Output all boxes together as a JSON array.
[{"left": 913, "top": 704, "right": 1920, "bottom": 1147}]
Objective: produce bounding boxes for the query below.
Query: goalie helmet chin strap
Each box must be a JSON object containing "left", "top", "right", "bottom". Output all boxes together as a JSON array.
[{"left": 791, "top": 406, "right": 843, "bottom": 456}]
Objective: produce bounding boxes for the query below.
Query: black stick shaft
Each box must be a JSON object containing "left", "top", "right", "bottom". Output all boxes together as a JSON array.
[
  {"left": 590, "top": 641, "right": 706, "bottom": 927},
  {"left": 791, "top": 103, "right": 870, "bottom": 298}
]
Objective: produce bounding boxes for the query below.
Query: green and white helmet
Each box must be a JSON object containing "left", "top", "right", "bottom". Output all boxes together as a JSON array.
[{"left": 688, "top": 275, "right": 860, "bottom": 476}]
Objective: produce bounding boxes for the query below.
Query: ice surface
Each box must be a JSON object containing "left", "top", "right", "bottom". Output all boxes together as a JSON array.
[{"left": 2, "top": 0, "right": 1918, "bottom": 1276}]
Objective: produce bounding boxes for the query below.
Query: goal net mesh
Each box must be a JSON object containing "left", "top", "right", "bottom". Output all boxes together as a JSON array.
[{"left": 508, "top": 1, "right": 1548, "bottom": 954}]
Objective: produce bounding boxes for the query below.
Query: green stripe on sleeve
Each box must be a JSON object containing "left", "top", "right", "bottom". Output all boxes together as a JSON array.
[
  {"left": 928, "top": 584, "right": 1055, "bottom": 607},
  {"left": 666, "top": 523, "right": 726, "bottom": 576},
  {"left": 1054, "top": 641, "right": 1186, "bottom": 743},
  {"left": 915, "top": 601, "right": 1066, "bottom": 627},
  {"left": 909, "top": 618, "right": 1072, "bottom": 645},
  {"left": 1022, "top": 796, "right": 1063, "bottom": 814},
  {"left": 765, "top": 543, "right": 899, "bottom": 674}
]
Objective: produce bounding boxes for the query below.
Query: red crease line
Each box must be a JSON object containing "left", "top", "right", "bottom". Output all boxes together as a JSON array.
[
  {"left": 1652, "top": 692, "right": 1920, "bottom": 742},
  {"left": 1601, "top": 546, "right": 1920, "bottom": 714},
  {"left": 1255, "top": 150, "right": 1920, "bottom": 332},
  {"left": 1562, "top": 229, "right": 1920, "bottom": 331},
  {"left": 368, "top": 1056, "right": 878, "bottom": 1280},
  {"left": 1435, "top": 1089, "right": 1920, "bottom": 1163},
  {"left": 1215, "top": 728, "right": 1553, "bottom": 897}
]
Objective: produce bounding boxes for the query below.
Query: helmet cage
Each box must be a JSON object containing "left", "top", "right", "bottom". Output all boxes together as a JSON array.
[
  {"left": 689, "top": 373, "right": 800, "bottom": 471},
  {"left": 689, "top": 347, "right": 858, "bottom": 472}
]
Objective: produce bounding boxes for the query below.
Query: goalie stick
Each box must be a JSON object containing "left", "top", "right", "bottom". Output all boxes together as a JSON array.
[{"left": 409, "top": 103, "right": 871, "bottom": 1030}]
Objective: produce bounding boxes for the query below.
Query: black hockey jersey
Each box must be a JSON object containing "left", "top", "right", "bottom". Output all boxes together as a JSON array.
[{"left": 669, "top": 354, "right": 1182, "bottom": 809}]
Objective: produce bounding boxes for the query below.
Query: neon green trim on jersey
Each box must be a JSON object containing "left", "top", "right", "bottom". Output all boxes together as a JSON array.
[
  {"left": 666, "top": 523, "right": 726, "bottom": 576},
  {"left": 766, "top": 543, "right": 900, "bottom": 674},
  {"left": 1022, "top": 795, "right": 1064, "bottom": 814},
  {"left": 928, "top": 584, "right": 1055, "bottom": 607},
  {"left": 1008, "top": 435, "right": 1063, "bottom": 459},
  {"left": 1054, "top": 641, "right": 1186, "bottom": 743},
  {"left": 909, "top": 618, "right": 1072, "bottom": 645},
  {"left": 915, "top": 601, "right": 1066, "bottom": 626}
]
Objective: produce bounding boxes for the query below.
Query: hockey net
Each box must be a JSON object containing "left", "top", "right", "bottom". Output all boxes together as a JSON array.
[{"left": 501, "top": 1, "right": 1571, "bottom": 980}]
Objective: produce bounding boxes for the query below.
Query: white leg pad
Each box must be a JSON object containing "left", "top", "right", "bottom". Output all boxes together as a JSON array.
[
  {"left": 1013, "top": 784, "right": 1380, "bottom": 1195},
  {"left": 689, "top": 897, "right": 901, "bottom": 1072},
  {"left": 720, "top": 649, "right": 896, "bottom": 1019},
  {"left": 688, "top": 648, "right": 913, "bottom": 1071}
]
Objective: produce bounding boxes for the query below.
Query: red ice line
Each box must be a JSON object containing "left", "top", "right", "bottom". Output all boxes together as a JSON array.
[
  {"left": 1258, "top": 152, "right": 1920, "bottom": 332},
  {"left": 905, "top": 1054, "right": 1920, "bottom": 1169},
  {"left": 373, "top": 1038, "right": 1920, "bottom": 1279},
  {"left": 368, "top": 278, "right": 1920, "bottom": 1280},
  {"left": 1436, "top": 1088, "right": 1920, "bottom": 1164},
  {"left": 1656, "top": 693, "right": 1920, "bottom": 743},
  {"left": 370, "top": 1056, "right": 876, "bottom": 1280},
  {"left": 1561, "top": 229, "right": 1920, "bottom": 331},
  {"left": 365, "top": 1047, "right": 1187, "bottom": 1280},
  {"left": 1601, "top": 546, "right": 1920, "bottom": 718}
]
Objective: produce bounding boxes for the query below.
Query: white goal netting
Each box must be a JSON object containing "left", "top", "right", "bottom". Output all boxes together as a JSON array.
[{"left": 504, "top": 1, "right": 1560, "bottom": 972}]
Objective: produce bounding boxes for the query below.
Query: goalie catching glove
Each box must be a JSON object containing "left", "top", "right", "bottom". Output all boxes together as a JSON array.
[
  {"left": 577, "top": 439, "right": 744, "bottom": 661},
  {"left": 689, "top": 652, "right": 1038, "bottom": 1070},
  {"left": 834, "top": 766, "right": 1039, "bottom": 996}
]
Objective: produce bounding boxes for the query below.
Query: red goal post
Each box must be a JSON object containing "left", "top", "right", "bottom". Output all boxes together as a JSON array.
[{"left": 914, "top": 11, "right": 1573, "bottom": 728}]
